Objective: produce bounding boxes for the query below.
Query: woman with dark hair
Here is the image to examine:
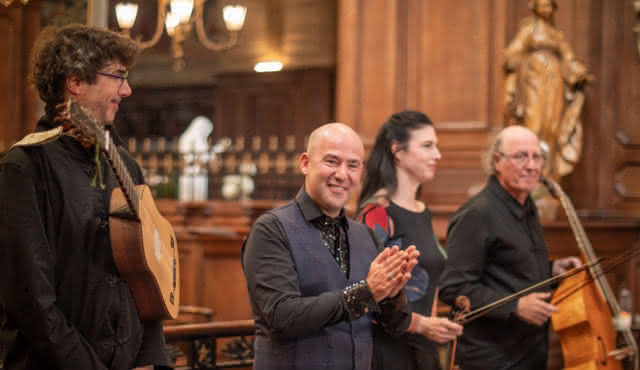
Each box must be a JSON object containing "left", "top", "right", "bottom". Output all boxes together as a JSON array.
[{"left": 358, "top": 110, "right": 462, "bottom": 370}]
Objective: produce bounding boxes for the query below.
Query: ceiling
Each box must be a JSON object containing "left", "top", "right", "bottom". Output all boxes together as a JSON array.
[
  {"left": 109, "top": 0, "right": 337, "bottom": 87},
  {"left": 39, "top": 0, "right": 336, "bottom": 87}
]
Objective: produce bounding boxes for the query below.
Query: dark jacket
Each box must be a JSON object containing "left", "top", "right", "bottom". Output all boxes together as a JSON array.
[
  {"left": 439, "top": 176, "right": 551, "bottom": 370},
  {"left": 0, "top": 117, "right": 170, "bottom": 369}
]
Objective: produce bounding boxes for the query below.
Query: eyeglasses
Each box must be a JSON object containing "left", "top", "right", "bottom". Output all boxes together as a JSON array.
[
  {"left": 498, "top": 151, "right": 545, "bottom": 165},
  {"left": 96, "top": 70, "right": 128, "bottom": 88}
]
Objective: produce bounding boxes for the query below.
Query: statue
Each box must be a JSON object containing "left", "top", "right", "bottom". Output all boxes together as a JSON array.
[
  {"left": 178, "top": 116, "right": 213, "bottom": 201},
  {"left": 504, "top": 0, "right": 595, "bottom": 180}
]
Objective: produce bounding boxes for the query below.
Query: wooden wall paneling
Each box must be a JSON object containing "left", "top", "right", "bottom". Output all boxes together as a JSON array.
[
  {"left": 0, "top": 1, "right": 40, "bottom": 153},
  {"left": 336, "top": 0, "right": 400, "bottom": 139},
  {"left": 337, "top": 0, "right": 509, "bottom": 208},
  {"left": 563, "top": 0, "right": 606, "bottom": 211},
  {"left": 0, "top": 8, "right": 17, "bottom": 153},
  {"left": 415, "top": 0, "right": 505, "bottom": 207},
  {"left": 201, "top": 243, "right": 252, "bottom": 321},
  {"left": 488, "top": 0, "right": 508, "bottom": 127},
  {"left": 335, "top": 0, "right": 360, "bottom": 131},
  {"left": 612, "top": 0, "right": 640, "bottom": 211},
  {"left": 175, "top": 230, "right": 252, "bottom": 321},
  {"left": 422, "top": 126, "right": 490, "bottom": 205},
  {"left": 356, "top": 0, "right": 398, "bottom": 139},
  {"left": 213, "top": 68, "right": 334, "bottom": 145},
  {"left": 176, "top": 234, "right": 205, "bottom": 309},
  {"left": 405, "top": 0, "right": 421, "bottom": 110},
  {"left": 417, "top": 1, "right": 491, "bottom": 123}
]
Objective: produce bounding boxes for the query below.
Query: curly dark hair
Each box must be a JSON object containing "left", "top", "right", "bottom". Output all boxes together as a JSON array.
[
  {"left": 30, "top": 23, "right": 139, "bottom": 115},
  {"left": 358, "top": 110, "right": 434, "bottom": 206}
]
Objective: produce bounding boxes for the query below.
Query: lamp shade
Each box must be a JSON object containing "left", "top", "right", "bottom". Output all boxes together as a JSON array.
[
  {"left": 165, "top": 11, "right": 180, "bottom": 36},
  {"left": 170, "top": 0, "right": 194, "bottom": 24},
  {"left": 222, "top": 5, "right": 247, "bottom": 32},
  {"left": 115, "top": 2, "right": 138, "bottom": 30}
]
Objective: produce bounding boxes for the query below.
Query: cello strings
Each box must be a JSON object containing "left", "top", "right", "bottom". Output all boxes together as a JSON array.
[{"left": 552, "top": 246, "right": 640, "bottom": 305}]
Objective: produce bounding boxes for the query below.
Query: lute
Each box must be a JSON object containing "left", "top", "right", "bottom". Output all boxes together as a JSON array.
[{"left": 55, "top": 100, "right": 180, "bottom": 320}]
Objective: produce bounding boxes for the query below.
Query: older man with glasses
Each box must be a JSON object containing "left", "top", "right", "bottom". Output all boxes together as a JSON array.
[{"left": 438, "top": 125, "right": 580, "bottom": 370}]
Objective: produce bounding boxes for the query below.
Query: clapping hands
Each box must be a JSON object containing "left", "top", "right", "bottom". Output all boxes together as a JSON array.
[{"left": 367, "top": 245, "right": 420, "bottom": 302}]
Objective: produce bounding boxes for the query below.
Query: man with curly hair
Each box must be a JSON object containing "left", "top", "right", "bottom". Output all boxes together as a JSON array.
[{"left": 0, "top": 24, "right": 171, "bottom": 369}]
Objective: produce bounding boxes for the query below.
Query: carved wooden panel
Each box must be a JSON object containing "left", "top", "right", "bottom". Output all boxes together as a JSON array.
[
  {"left": 412, "top": 1, "right": 493, "bottom": 124},
  {"left": 338, "top": 0, "right": 507, "bottom": 136}
]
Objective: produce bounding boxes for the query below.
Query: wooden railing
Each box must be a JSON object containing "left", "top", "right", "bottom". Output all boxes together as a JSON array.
[{"left": 165, "top": 320, "right": 255, "bottom": 369}]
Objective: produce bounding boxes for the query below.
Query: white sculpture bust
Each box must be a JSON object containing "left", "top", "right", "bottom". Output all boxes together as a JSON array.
[{"left": 178, "top": 116, "right": 213, "bottom": 201}]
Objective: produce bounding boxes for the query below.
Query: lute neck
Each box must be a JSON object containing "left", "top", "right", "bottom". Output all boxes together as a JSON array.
[{"left": 101, "top": 129, "right": 140, "bottom": 216}]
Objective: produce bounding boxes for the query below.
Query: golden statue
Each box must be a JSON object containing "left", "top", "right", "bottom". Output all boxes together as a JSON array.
[{"left": 504, "top": 0, "right": 595, "bottom": 180}]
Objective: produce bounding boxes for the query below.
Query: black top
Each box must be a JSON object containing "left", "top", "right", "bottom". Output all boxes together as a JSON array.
[
  {"left": 386, "top": 202, "right": 445, "bottom": 317},
  {"left": 241, "top": 189, "right": 410, "bottom": 339},
  {"left": 0, "top": 117, "right": 170, "bottom": 369},
  {"left": 361, "top": 201, "right": 445, "bottom": 370},
  {"left": 439, "top": 175, "right": 551, "bottom": 370},
  {"left": 360, "top": 201, "right": 446, "bottom": 370}
]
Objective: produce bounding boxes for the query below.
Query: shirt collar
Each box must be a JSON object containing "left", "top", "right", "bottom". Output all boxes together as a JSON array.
[
  {"left": 295, "top": 187, "right": 349, "bottom": 229},
  {"left": 487, "top": 175, "right": 536, "bottom": 220}
]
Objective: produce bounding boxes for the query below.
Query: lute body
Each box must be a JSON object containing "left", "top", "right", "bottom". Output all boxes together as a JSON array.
[{"left": 110, "top": 185, "right": 180, "bottom": 320}]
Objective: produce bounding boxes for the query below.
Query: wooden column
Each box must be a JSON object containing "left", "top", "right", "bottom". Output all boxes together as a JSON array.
[{"left": 0, "top": 0, "right": 40, "bottom": 153}]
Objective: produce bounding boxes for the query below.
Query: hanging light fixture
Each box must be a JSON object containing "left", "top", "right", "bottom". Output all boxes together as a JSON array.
[
  {"left": 115, "top": 0, "right": 247, "bottom": 72},
  {"left": 0, "top": 0, "right": 30, "bottom": 6}
]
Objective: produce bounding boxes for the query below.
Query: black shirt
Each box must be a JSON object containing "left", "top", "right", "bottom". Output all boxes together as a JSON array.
[
  {"left": 0, "top": 117, "right": 170, "bottom": 369},
  {"left": 385, "top": 202, "right": 445, "bottom": 317},
  {"left": 439, "top": 175, "right": 551, "bottom": 370},
  {"left": 361, "top": 201, "right": 446, "bottom": 370},
  {"left": 241, "top": 188, "right": 410, "bottom": 339}
]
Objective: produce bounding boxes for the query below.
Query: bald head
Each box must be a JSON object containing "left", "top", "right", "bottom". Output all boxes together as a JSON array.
[
  {"left": 300, "top": 122, "right": 365, "bottom": 217},
  {"left": 498, "top": 125, "right": 539, "bottom": 152},
  {"left": 487, "top": 126, "right": 539, "bottom": 174},
  {"left": 490, "top": 125, "right": 544, "bottom": 204},
  {"left": 306, "top": 122, "right": 364, "bottom": 157}
]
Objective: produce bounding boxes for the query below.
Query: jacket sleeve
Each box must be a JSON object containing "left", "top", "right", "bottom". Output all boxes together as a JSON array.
[{"left": 0, "top": 154, "right": 109, "bottom": 369}]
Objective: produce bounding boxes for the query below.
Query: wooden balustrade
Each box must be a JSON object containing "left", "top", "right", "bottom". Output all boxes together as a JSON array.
[{"left": 165, "top": 320, "right": 255, "bottom": 369}]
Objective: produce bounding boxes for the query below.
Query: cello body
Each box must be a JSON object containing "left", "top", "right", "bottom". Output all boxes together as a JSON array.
[
  {"left": 545, "top": 178, "right": 637, "bottom": 370},
  {"left": 551, "top": 270, "right": 620, "bottom": 370}
]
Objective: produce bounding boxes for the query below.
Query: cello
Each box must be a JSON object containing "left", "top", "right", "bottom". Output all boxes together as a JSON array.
[{"left": 543, "top": 178, "right": 638, "bottom": 370}]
